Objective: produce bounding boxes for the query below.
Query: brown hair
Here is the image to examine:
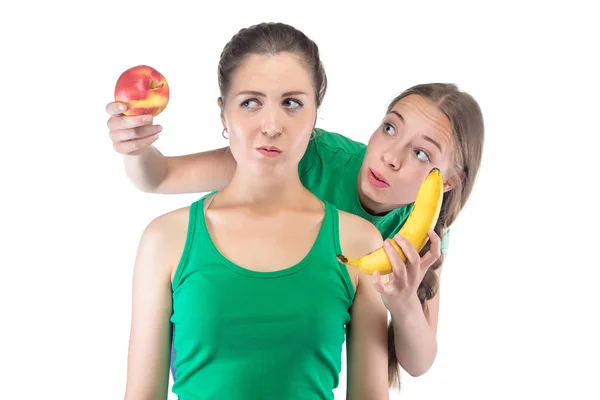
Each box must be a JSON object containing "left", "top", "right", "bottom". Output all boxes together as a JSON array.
[
  {"left": 217, "top": 22, "right": 327, "bottom": 108},
  {"left": 385, "top": 83, "right": 485, "bottom": 388}
]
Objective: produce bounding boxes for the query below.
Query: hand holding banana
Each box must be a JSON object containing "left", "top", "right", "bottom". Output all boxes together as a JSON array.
[
  {"left": 337, "top": 168, "right": 445, "bottom": 314},
  {"left": 372, "top": 230, "right": 442, "bottom": 315},
  {"left": 337, "top": 168, "right": 444, "bottom": 275}
]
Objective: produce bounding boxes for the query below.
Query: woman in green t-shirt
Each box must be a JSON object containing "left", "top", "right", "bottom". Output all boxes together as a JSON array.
[{"left": 107, "top": 70, "right": 484, "bottom": 385}]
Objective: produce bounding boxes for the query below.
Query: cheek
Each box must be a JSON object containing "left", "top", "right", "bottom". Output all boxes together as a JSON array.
[
  {"left": 391, "top": 163, "right": 429, "bottom": 190},
  {"left": 289, "top": 131, "right": 313, "bottom": 160},
  {"left": 364, "top": 134, "right": 385, "bottom": 161},
  {"left": 226, "top": 123, "right": 254, "bottom": 160},
  {"left": 367, "top": 131, "right": 382, "bottom": 147},
  {"left": 226, "top": 134, "right": 245, "bottom": 161},
  {"left": 289, "top": 116, "right": 316, "bottom": 146},
  {"left": 226, "top": 111, "right": 255, "bottom": 141},
  {"left": 227, "top": 124, "right": 247, "bottom": 145}
]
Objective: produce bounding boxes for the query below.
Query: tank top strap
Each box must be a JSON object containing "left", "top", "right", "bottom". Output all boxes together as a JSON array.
[
  {"left": 316, "top": 200, "right": 355, "bottom": 301},
  {"left": 171, "top": 193, "right": 216, "bottom": 290},
  {"left": 319, "top": 200, "right": 343, "bottom": 257}
]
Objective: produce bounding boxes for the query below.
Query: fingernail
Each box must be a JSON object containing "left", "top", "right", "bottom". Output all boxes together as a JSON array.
[
  {"left": 143, "top": 115, "right": 152, "bottom": 123},
  {"left": 117, "top": 104, "right": 125, "bottom": 111}
]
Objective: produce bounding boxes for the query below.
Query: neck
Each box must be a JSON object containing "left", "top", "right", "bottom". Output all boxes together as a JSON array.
[
  {"left": 218, "top": 168, "right": 308, "bottom": 208},
  {"left": 357, "top": 188, "right": 387, "bottom": 215}
]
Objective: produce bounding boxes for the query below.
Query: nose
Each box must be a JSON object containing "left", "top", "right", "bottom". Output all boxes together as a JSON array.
[
  {"left": 261, "top": 106, "right": 283, "bottom": 138},
  {"left": 381, "top": 144, "right": 402, "bottom": 170}
]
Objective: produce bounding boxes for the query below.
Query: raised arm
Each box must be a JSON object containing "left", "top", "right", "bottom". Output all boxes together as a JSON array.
[
  {"left": 371, "top": 230, "right": 443, "bottom": 378},
  {"left": 124, "top": 214, "right": 179, "bottom": 400},
  {"left": 339, "top": 212, "right": 390, "bottom": 399},
  {"left": 106, "top": 102, "right": 236, "bottom": 194}
]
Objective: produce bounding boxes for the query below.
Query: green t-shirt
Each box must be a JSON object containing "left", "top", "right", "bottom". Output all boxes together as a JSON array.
[{"left": 298, "top": 128, "right": 449, "bottom": 254}]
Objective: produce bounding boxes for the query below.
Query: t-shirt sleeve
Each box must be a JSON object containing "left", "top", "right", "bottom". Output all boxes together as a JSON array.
[
  {"left": 440, "top": 228, "right": 450, "bottom": 256},
  {"left": 299, "top": 128, "right": 365, "bottom": 180},
  {"left": 298, "top": 135, "right": 320, "bottom": 179}
]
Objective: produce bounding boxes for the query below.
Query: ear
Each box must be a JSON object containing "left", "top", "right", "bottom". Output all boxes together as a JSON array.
[
  {"left": 217, "top": 97, "right": 226, "bottom": 130},
  {"left": 443, "top": 171, "right": 465, "bottom": 193},
  {"left": 443, "top": 181, "right": 455, "bottom": 193}
]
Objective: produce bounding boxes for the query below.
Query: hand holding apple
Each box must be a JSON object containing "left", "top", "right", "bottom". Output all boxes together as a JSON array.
[
  {"left": 107, "top": 65, "right": 168, "bottom": 155},
  {"left": 114, "top": 65, "right": 169, "bottom": 116},
  {"left": 106, "top": 102, "right": 163, "bottom": 156}
]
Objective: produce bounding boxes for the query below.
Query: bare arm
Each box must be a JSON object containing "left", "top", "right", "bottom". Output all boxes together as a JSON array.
[
  {"left": 378, "top": 232, "right": 443, "bottom": 377},
  {"left": 339, "top": 213, "right": 389, "bottom": 399},
  {"left": 388, "top": 268, "right": 441, "bottom": 377},
  {"left": 124, "top": 215, "right": 178, "bottom": 399},
  {"left": 123, "top": 146, "right": 236, "bottom": 194},
  {"left": 346, "top": 274, "right": 390, "bottom": 400},
  {"left": 106, "top": 102, "right": 236, "bottom": 194}
]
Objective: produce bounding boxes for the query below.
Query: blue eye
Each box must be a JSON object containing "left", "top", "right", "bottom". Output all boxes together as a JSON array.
[
  {"left": 283, "top": 99, "right": 302, "bottom": 109},
  {"left": 383, "top": 123, "right": 396, "bottom": 135},
  {"left": 241, "top": 99, "right": 259, "bottom": 108},
  {"left": 415, "top": 149, "right": 430, "bottom": 162}
]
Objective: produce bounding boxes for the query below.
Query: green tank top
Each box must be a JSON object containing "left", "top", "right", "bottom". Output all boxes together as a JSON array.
[
  {"left": 298, "top": 128, "right": 450, "bottom": 253},
  {"left": 170, "top": 195, "right": 355, "bottom": 399}
]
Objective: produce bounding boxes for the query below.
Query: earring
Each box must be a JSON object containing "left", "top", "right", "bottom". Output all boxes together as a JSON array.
[{"left": 222, "top": 128, "right": 228, "bottom": 139}]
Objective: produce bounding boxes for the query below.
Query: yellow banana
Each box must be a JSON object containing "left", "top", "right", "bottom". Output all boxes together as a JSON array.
[{"left": 337, "top": 168, "right": 444, "bottom": 275}]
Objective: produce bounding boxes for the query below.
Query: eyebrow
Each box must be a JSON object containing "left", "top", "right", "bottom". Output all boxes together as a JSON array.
[
  {"left": 387, "top": 110, "right": 443, "bottom": 153},
  {"left": 388, "top": 110, "right": 404, "bottom": 123},
  {"left": 235, "top": 90, "right": 308, "bottom": 97},
  {"left": 423, "top": 135, "right": 443, "bottom": 153}
]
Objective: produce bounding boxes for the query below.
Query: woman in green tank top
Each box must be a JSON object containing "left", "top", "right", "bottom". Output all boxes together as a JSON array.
[{"left": 122, "top": 23, "right": 391, "bottom": 399}]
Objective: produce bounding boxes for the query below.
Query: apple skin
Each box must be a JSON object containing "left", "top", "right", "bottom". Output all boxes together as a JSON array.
[{"left": 114, "top": 65, "right": 169, "bottom": 116}]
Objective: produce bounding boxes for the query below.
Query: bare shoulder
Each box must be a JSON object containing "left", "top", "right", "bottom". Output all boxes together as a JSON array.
[
  {"left": 126, "top": 206, "right": 191, "bottom": 399},
  {"left": 337, "top": 210, "right": 383, "bottom": 258},
  {"left": 337, "top": 210, "right": 384, "bottom": 288},
  {"left": 136, "top": 206, "right": 191, "bottom": 279}
]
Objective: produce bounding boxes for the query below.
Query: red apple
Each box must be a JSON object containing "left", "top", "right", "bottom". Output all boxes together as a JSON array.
[{"left": 114, "top": 65, "right": 169, "bottom": 116}]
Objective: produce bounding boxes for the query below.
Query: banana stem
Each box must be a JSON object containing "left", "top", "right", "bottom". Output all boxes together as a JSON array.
[{"left": 336, "top": 254, "right": 358, "bottom": 267}]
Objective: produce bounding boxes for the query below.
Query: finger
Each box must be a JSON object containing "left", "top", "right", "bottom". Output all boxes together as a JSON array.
[
  {"left": 109, "top": 125, "right": 162, "bottom": 143},
  {"left": 394, "top": 234, "right": 420, "bottom": 267},
  {"left": 371, "top": 270, "right": 386, "bottom": 295},
  {"left": 383, "top": 239, "right": 408, "bottom": 287},
  {"left": 394, "top": 235, "right": 421, "bottom": 284},
  {"left": 420, "top": 229, "right": 442, "bottom": 271},
  {"left": 105, "top": 101, "right": 127, "bottom": 115},
  {"left": 113, "top": 133, "right": 159, "bottom": 156},
  {"left": 106, "top": 114, "right": 154, "bottom": 131}
]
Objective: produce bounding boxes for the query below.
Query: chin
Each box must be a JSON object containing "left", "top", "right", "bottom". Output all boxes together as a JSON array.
[{"left": 359, "top": 174, "right": 383, "bottom": 203}]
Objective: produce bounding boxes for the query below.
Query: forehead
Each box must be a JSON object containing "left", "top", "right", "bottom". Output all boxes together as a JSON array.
[
  {"left": 391, "top": 94, "right": 453, "bottom": 146},
  {"left": 228, "top": 52, "right": 314, "bottom": 94}
]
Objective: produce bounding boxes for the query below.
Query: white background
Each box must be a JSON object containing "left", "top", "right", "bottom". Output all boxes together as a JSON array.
[{"left": 1, "top": 0, "right": 598, "bottom": 399}]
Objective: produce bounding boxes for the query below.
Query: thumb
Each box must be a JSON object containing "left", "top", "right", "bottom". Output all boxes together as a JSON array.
[{"left": 105, "top": 101, "right": 127, "bottom": 115}]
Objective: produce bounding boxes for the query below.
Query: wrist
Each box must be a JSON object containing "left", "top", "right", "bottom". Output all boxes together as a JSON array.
[
  {"left": 126, "top": 145, "right": 155, "bottom": 159},
  {"left": 389, "top": 292, "right": 424, "bottom": 323}
]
